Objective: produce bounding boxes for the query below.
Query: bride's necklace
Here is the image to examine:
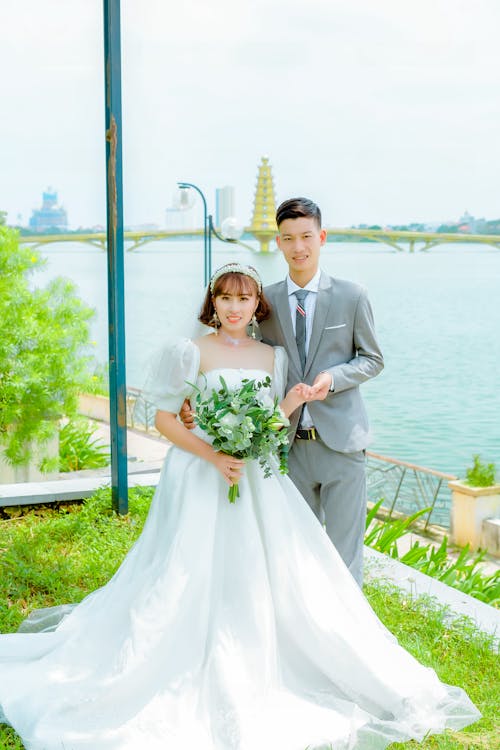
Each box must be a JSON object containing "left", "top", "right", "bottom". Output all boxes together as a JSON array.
[{"left": 218, "top": 329, "right": 253, "bottom": 347}]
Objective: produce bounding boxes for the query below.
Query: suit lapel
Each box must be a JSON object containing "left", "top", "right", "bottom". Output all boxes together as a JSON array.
[
  {"left": 273, "top": 281, "right": 302, "bottom": 375},
  {"left": 304, "top": 272, "right": 333, "bottom": 377}
]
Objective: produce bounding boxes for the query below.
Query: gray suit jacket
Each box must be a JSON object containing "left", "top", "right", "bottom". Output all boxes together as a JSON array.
[{"left": 259, "top": 272, "right": 384, "bottom": 453}]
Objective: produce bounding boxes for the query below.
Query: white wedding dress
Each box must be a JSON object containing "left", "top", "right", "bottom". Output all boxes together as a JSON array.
[{"left": 0, "top": 340, "right": 480, "bottom": 750}]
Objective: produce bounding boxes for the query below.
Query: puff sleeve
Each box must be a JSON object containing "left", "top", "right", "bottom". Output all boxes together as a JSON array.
[
  {"left": 142, "top": 338, "right": 200, "bottom": 414},
  {"left": 271, "top": 346, "right": 288, "bottom": 402}
]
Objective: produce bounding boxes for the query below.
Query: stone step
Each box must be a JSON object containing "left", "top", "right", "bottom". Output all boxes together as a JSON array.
[
  {"left": 482, "top": 518, "right": 500, "bottom": 557},
  {"left": 0, "top": 471, "right": 161, "bottom": 507}
]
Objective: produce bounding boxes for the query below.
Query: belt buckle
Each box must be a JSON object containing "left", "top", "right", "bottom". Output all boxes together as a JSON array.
[{"left": 298, "top": 427, "right": 316, "bottom": 440}]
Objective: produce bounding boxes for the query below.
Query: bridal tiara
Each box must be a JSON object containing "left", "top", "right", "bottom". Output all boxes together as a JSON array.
[{"left": 209, "top": 263, "right": 263, "bottom": 294}]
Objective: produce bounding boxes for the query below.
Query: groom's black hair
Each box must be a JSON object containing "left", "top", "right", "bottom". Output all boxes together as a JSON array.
[{"left": 276, "top": 197, "right": 322, "bottom": 229}]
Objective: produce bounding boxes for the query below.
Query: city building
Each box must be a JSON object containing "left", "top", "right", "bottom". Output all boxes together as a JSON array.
[
  {"left": 215, "top": 186, "right": 235, "bottom": 228},
  {"left": 165, "top": 206, "right": 197, "bottom": 231},
  {"left": 28, "top": 188, "right": 68, "bottom": 232}
]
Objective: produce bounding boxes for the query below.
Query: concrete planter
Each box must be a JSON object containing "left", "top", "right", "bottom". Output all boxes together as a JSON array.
[
  {"left": 449, "top": 479, "right": 500, "bottom": 555},
  {"left": 0, "top": 433, "right": 60, "bottom": 484},
  {"left": 78, "top": 393, "right": 110, "bottom": 422}
]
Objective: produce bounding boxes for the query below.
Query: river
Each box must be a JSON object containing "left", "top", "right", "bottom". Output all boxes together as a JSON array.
[{"left": 35, "top": 240, "right": 500, "bottom": 478}]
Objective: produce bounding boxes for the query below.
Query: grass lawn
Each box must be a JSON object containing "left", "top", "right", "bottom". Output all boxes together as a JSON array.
[{"left": 0, "top": 489, "right": 498, "bottom": 750}]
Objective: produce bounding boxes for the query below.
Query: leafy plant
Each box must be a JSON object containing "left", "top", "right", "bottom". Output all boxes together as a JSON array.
[
  {"left": 464, "top": 454, "right": 496, "bottom": 487},
  {"left": 0, "top": 226, "right": 96, "bottom": 469},
  {"left": 84, "top": 362, "right": 109, "bottom": 396},
  {"left": 365, "top": 500, "right": 500, "bottom": 607},
  {"left": 59, "top": 419, "right": 109, "bottom": 472}
]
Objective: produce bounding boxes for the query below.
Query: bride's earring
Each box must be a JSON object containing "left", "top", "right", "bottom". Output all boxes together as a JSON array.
[
  {"left": 251, "top": 313, "right": 257, "bottom": 339},
  {"left": 212, "top": 309, "right": 220, "bottom": 334}
]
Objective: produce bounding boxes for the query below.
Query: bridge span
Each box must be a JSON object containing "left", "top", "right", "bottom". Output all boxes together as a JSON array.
[{"left": 18, "top": 227, "right": 500, "bottom": 253}]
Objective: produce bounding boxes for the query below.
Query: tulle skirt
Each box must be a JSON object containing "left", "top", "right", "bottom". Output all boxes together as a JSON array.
[{"left": 0, "top": 442, "right": 480, "bottom": 749}]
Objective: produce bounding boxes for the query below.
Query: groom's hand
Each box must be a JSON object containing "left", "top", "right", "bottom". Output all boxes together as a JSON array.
[
  {"left": 179, "top": 399, "right": 195, "bottom": 429},
  {"left": 310, "top": 372, "right": 332, "bottom": 401}
]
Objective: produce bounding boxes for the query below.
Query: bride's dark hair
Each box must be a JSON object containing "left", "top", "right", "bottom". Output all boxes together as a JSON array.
[{"left": 199, "top": 272, "right": 271, "bottom": 328}]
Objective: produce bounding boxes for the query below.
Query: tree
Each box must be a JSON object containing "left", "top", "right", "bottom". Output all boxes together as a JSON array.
[{"left": 0, "top": 226, "right": 95, "bottom": 469}]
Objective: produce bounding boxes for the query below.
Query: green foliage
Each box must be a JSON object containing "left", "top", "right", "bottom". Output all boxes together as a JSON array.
[
  {"left": 0, "top": 487, "right": 153, "bottom": 633},
  {"left": 365, "top": 501, "right": 500, "bottom": 607},
  {"left": 0, "top": 226, "right": 96, "bottom": 468},
  {"left": 364, "top": 501, "right": 429, "bottom": 550},
  {"left": 59, "top": 419, "right": 109, "bottom": 472},
  {"left": 465, "top": 454, "right": 496, "bottom": 487},
  {"left": 84, "top": 362, "right": 109, "bottom": 395}
]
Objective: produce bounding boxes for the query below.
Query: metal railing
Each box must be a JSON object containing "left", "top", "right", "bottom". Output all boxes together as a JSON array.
[
  {"left": 126, "top": 388, "right": 157, "bottom": 433},
  {"left": 366, "top": 451, "right": 456, "bottom": 529}
]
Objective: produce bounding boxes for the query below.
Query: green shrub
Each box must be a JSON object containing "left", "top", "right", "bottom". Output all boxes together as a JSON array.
[
  {"left": 365, "top": 501, "right": 500, "bottom": 607},
  {"left": 59, "top": 419, "right": 109, "bottom": 472},
  {"left": 85, "top": 362, "right": 109, "bottom": 396},
  {"left": 0, "top": 227, "right": 96, "bottom": 469},
  {"left": 465, "top": 454, "right": 496, "bottom": 487}
]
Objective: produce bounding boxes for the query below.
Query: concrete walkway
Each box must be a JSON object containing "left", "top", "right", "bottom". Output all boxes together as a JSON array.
[
  {"left": 92, "top": 422, "right": 169, "bottom": 465},
  {"left": 364, "top": 547, "right": 499, "bottom": 644}
]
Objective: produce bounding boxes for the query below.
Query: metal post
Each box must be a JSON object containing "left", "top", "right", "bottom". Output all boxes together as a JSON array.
[
  {"left": 103, "top": 0, "right": 128, "bottom": 514},
  {"left": 207, "top": 215, "right": 213, "bottom": 282},
  {"left": 177, "top": 182, "right": 209, "bottom": 286}
]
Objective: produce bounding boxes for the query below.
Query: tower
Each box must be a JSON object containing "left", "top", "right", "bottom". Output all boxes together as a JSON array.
[
  {"left": 249, "top": 156, "right": 277, "bottom": 252},
  {"left": 215, "top": 186, "right": 235, "bottom": 227}
]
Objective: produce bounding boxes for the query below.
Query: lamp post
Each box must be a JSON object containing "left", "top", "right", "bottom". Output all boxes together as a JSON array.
[
  {"left": 177, "top": 182, "right": 211, "bottom": 286},
  {"left": 177, "top": 182, "right": 254, "bottom": 286}
]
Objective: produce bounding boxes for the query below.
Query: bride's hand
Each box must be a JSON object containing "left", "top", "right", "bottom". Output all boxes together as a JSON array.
[{"left": 211, "top": 452, "right": 245, "bottom": 486}]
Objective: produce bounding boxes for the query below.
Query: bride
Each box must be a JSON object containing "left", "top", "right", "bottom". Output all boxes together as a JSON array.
[{"left": 0, "top": 263, "right": 480, "bottom": 750}]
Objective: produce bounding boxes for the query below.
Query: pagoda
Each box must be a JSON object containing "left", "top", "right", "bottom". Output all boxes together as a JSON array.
[{"left": 249, "top": 156, "right": 277, "bottom": 252}]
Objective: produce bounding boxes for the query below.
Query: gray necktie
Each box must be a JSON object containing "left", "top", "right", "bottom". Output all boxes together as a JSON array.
[{"left": 294, "top": 289, "right": 310, "bottom": 371}]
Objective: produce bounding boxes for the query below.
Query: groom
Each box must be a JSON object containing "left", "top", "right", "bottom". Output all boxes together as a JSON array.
[{"left": 259, "top": 198, "right": 384, "bottom": 585}]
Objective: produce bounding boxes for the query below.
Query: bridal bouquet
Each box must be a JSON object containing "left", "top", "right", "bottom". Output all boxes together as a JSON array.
[{"left": 191, "top": 375, "right": 290, "bottom": 502}]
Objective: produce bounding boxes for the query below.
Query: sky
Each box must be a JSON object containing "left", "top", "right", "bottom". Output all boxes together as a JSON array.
[{"left": 1, "top": 0, "right": 499, "bottom": 229}]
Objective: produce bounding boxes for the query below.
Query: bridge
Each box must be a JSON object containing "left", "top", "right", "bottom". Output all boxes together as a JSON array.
[{"left": 17, "top": 226, "right": 500, "bottom": 253}]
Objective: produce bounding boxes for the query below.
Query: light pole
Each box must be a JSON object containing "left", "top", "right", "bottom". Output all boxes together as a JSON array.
[
  {"left": 177, "top": 182, "right": 211, "bottom": 286},
  {"left": 177, "top": 182, "right": 254, "bottom": 286}
]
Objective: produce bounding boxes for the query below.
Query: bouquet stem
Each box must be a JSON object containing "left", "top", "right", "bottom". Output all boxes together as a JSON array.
[{"left": 228, "top": 483, "right": 240, "bottom": 503}]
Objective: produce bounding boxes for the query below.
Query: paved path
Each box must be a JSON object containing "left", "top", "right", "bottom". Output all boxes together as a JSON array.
[
  {"left": 91, "top": 422, "right": 170, "bottom": 464},
  {"left": 364, "top": 547, "right": 500, "bottom": 644}
]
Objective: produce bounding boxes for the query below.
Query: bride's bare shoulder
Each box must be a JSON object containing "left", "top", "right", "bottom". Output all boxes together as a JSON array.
[
  {"left": 253, "top": 340, "right": 275, "bottom": 368},
  {"left": 193, "top": 333, "right": 216, "bottom": 350},
  {"left": 253, "top": 340, "right": 273, "bottom": 355}
]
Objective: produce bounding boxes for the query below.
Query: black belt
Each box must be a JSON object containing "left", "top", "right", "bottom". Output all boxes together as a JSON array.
[{"left": 295, "top": 427, "right": 319, "bottom": 441}]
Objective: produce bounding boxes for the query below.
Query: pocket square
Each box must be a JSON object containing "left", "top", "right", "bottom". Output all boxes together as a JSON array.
[{"left": 324, "top": 323, "right": 347, "bottom": 330}]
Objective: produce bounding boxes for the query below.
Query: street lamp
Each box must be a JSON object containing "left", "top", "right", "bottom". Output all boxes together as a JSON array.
[
  {"left": 177, "top": 182, "right": 210, "bottom": 286},
  {"left": 177, "top": 182, "right": 253, "bottom": 286}
]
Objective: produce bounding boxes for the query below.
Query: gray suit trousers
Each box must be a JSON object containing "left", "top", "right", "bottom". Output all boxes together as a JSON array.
[{"left": 288, "top": 438, "right": 367, "bottom": 586}]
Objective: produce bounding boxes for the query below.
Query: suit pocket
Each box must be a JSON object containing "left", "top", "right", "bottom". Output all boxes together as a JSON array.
[{"left": 324, "top": 323, "right": 347, "bottom": 330}]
